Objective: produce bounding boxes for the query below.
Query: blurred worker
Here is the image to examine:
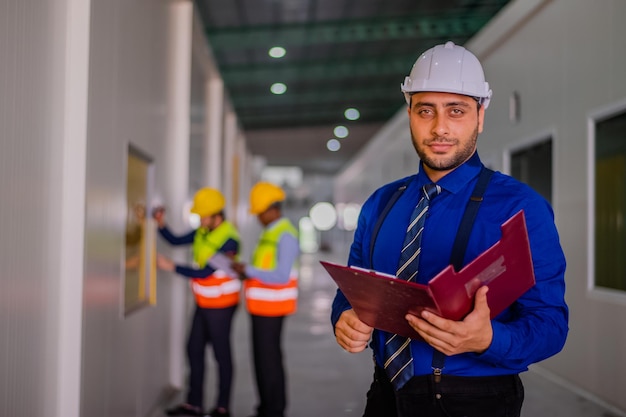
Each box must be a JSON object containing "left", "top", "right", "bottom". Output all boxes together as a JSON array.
[
  {"left": 155, "top": 188, "right": 240, "bottom": 417},
  {"left": 232, "top": 182, "right": 299, "bottom": 417}
]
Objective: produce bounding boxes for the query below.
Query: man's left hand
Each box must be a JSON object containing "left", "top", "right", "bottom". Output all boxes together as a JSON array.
[
  {"left": 231, "top": 262, "right": 248, "bottom": 280},
  {"left": 406, "top": 286, "right": 493, "bottom": 355}
]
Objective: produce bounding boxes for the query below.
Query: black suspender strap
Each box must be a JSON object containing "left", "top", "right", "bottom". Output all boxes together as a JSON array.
[
  {"left": 431, "top": 166, "right": 494, "bottom": 378},
  {"left": 368, "top": 179, "right": 412, "bottom": 268},
  {"left": 449, "top": 167, "right": 494, "bottom": 270}
]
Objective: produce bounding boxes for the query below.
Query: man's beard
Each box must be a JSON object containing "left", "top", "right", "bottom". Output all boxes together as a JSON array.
[{"left": 411, "top": 125, "right": 479, "bottom": 172}]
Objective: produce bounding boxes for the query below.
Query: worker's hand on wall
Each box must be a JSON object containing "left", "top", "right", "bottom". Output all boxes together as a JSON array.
[{"left": 156, "top": 254, "right": 175, "bottom": 272}]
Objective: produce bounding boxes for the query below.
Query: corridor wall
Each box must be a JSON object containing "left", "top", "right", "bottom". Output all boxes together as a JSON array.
[
  {"left": 0, "top": 1, "right": 91, "bottom": 416},
  {"left": 0, "top": 0, "right": 253, "bottom": 416},
  {"left": 80, "top": 1, "right": 175, "bottom": 416}
]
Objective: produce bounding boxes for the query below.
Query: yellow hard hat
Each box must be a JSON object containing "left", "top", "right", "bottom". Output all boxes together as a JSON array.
[
  {"left": 190, "top": 188, "right": 225, "bottom": 218},
  {"left": 249, "top": 182, "right": 285, "bottom": 215}
]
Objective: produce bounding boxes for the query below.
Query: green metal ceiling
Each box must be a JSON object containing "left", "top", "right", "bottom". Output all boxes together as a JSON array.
[
  {"left": 194, "top": 0, "right": 512, "bottom": 174},
  {"left": 206, "top": 13, "right": 493, "bottom": 48}
]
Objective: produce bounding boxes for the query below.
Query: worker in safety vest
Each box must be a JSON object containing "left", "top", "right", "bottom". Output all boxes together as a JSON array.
[
  {"left": 155, "top": 187, "right": 239, "bottom": 417},
  {"left": 232, "top": 181, "right": 299, "bottom": 417}
]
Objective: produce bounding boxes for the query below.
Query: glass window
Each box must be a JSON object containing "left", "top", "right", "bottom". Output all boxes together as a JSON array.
[
  {"left": 511, "top": 139, "right": 553, "bottom": 205},
  {"left": 595, "top": 111, "right": 626, "bottom": 291}
]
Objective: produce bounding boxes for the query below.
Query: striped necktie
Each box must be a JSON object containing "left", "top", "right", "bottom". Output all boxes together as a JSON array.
[{"left": 384, "top": 183, "right": 441, "bottom": 390}]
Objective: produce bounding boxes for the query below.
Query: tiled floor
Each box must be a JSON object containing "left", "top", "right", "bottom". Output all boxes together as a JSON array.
[{"left": 160, "top": 250, "right": 623, "bottom": 417}]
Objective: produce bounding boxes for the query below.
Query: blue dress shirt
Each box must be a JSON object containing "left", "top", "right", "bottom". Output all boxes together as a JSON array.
[{"left": 331, "top": 152, "right": 568, "bottom": 377}]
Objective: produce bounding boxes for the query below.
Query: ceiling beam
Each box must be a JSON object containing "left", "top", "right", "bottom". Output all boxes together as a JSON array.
[
  {"left": 239, "top": 111, "right": 394, "bottom": 129},
  {"left": 235, "top": 102, "right": 400, "bottom": 128},
  {"left": 219, "top": 54, "right": 420, "bottom": 85},
  {"left": 205, "top": 14, "right": 494, "bottom": 50},
  {"left": 230, "top": 86, "right": 400, "bottom": 108},
  {"left": 238, "top": 103, "right": 397, "bottom": 120}
]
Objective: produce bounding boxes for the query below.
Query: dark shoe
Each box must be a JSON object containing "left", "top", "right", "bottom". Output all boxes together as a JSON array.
[
  {"left": 166, "top": 403, "right": 205, "bottom": 416},
  {"left": 208, "top": 407, "right": 230, "bottom": 417}
]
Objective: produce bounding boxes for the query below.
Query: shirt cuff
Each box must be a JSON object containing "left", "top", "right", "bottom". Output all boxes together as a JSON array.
[
  {"left": 244, "top": 265, "right": 256, "bottom": 278},
  {"left": 476, "top": 321, "right": 511, "bottom": 364}
]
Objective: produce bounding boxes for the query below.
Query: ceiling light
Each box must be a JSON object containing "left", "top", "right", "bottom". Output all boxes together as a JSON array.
[
  {"left": 270, "top": 83, "right": 287, "bottom": 95},
  {"left": 268, "top": 46, "right": 286, "bottom": 58},
  {"left": 327, "top": 139, "right": 341, "bottom": 152},
  {"left": 334, "top": 125, "right": 348, "bottom": 138},
  {"left": 344, "top": 108, "right": 360, "bottom": 120}
]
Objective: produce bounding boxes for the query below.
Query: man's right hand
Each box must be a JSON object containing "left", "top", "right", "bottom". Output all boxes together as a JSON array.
[
  {"left": 152, "top": 206, "right": 166, "bottom": 228},
  {"left": 334, "top": 309, "right": 373, "bottom": 353}
]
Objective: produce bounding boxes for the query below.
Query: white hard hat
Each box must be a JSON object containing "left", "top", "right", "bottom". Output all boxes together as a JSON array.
[{"left": 400, "top": 41, "right": 492, "bottom": 108}]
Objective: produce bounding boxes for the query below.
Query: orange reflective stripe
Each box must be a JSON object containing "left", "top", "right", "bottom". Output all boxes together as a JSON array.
[
  {"left": 191, "top": 275, "right": 241, "bottom": 308},
  {"left": 244, "top": 278, "right": 297, "bottom": 316}
]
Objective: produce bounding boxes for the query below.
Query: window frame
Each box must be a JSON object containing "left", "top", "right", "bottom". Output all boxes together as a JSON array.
[{"left": 587, "top": 98, "right": 626, "bottom": 303}]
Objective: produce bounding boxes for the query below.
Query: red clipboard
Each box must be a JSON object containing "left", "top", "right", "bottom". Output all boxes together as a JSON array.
[{"left": 322, "top": 210, "right": 535, "bottom": 340}]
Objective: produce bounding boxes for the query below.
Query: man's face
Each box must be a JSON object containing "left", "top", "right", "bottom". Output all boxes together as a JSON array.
[
  {"left": 257, "top": 206, "right": 278, "bottom": 227},
  {"left": 200, "top": 214, "right": 218, "bottom": 230},
  {"left": 407, "top": 91, "right": 484, "bottom": 181}
]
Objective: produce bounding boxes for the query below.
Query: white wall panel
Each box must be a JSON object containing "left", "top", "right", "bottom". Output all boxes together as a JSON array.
[
  {"left": 81, "top": 0, "right": 177, "bottom": 416},
  {"left": 0, "top": 1, "right": 67, "bottom": 415}
]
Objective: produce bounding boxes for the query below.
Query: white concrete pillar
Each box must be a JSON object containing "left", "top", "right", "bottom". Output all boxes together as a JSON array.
[
  {"left": 51, "top": 1, "right": 91, "bottom": 416},
  {"left": 204, "top": 77, "right": 224, "bottom": 189},
  {"left": 222, "top": 110, "right": 237, "bottom": 218},
  {"left": 165, "top": 0, "right": 193, "bottom": 389},
  {"left": 233, "top": 132, "right": 247, "bottom": 227},
  {"left": 233, "top": 134, "right": 246, "bottom": 229}
]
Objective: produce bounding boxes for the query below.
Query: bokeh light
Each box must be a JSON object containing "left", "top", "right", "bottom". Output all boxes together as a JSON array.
[{"left": 309, "top": 202, "right": 337, "bottom": 231}]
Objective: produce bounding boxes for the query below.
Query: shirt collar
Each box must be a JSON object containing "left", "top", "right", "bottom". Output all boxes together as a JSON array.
[{"left": 417, "top": 152, "right": 483, "bottom": 195}]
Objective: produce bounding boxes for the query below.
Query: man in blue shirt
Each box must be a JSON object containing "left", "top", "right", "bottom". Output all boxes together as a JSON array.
[{"left": 331, "top": 41, "right": 568, "bottom": 417}]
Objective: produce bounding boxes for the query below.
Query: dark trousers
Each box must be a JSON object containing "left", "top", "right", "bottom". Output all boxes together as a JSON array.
[
  {"left": 250, "top": 314, "right": 286, "bottom": 417},
  {"left": 186, "top": 305, "right": 237, "bottom": 410},
  {"left": 363, "top": 365, "right": 524, "bottom": 417}
]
